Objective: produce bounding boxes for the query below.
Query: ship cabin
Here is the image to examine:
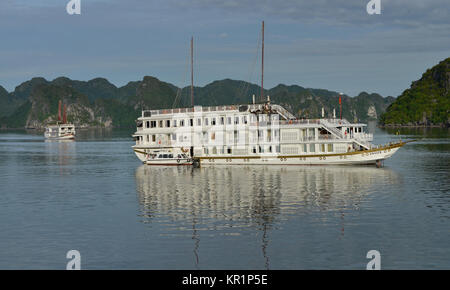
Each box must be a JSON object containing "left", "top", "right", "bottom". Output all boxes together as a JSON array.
[{"left": 132, "top": 103, "right": 373, "bottom": 159}]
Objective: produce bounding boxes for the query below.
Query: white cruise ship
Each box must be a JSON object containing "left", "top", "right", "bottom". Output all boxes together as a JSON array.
[
  {"left": 132, "top": 22, "right": 408, "bottom": 167},
  {"left": 131, "top": 100, "right": 406, "bottom": 167}
]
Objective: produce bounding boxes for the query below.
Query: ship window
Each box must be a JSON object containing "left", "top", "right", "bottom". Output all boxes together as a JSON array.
[
  {"left": 159, "top": 120, "right": 163, "bottom": 127},
  {"left": 227, "top": 117, "right": 232, "bottom": 125},
  {"left": 152, "top": 135, "right": 156, "bottom": 142},
  {"left": 268, "top": 146, "right": 272, "bottom": 153},
  {"left": 302, "top": 129, "right": 307, "bottom": 138},
  {"left": 190, "top": 119, "right": 193, "bottom": 126},
  {"left": 163, "top": 154, "right": 168, "bottom": 158},
  {"left": 197, "top": 118, "right": 201, "bottom": 126},
  {"left": 227, "top": 147, "right": 232, "bottom": 154},
  {"left": 146, "top": 135, "right": 150, "bottom": 142},
  {"left": 166, "top": 120, "right": 171, "bottom": 127},
  {"left": 220, "top": 117, "right": 224, "bottom": 125},
  {"left": 212, "top": 147, "right": 217, "bottom": 154},
  {"left": 172, "top": 134, "right": 176, "bottom": 141},
  {"left": 310, "top": 144, "right": 315, "bottom": 152},
  {"left": 234, "top": 130, "right": 238, "bottom": 142},
  {"left": 252, "top": 147, "right": 257, "bottom": 154},
  {"left": 212, "top": 118, "right": 216, "bottom": 125},
  {"left": 276, "top": 145, "right": 280, "bottom": 153},
  {"left": 173, "top": 120, "right": 177, "bottom": 127},
  {"left": 204, "top": 118, "right": 209, "bottom": 126},
  {"left": 180, "top": 120, "right": 185, "bottom": 126},
  {"left": 211, "top": 133, "right": 215, "bottom": 140},
  {"left": 259, "top": 130, "right": 264, "bottom": 139},
  {"left": 234, "top": 117, "right": 239, "bottom": 124},
  {"left": 243, "top": 116, "right": 247, "bottom": 124},
  {"left": 168, "top": 154, "right": 173, "bottom": 158},
  {"left": 146, "top": 121, "right": 150, "bottom": 128},
  {"left": 320, "top": 144, "right": 325, "bottom": 152},
  {"left": 303, "top": 144, "right": 307, "bottom": 152},
  {"left": 158, "top": 154, "right": 163, "bottom": 158},
  {"left": 328, "top": 144, "right": 333, "bottom": 152}
]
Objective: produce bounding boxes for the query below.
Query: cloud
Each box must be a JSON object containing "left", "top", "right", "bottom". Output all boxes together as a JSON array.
[
  {"left": 0, "top": 0, "right": 448, "bottom": 96},
  {"left": 179, "top": 0, "right": 450, "bottom": 28}
]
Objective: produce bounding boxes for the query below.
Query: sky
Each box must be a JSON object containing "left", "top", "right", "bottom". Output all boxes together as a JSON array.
[{"left": 0, "top": 0, "right": 449, "bottom": 97}]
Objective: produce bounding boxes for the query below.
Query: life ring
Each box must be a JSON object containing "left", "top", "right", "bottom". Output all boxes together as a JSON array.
[{"left": 177, "top": 159, "right": 181, "bottom": 163}]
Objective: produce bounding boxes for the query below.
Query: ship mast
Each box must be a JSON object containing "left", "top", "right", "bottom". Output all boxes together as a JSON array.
[
  {"left": 261, "top": 21, "right": 264, "bottom": 103},
  {"left": 191, "top": 36, "right": 194, "bottom": 107},
  {"left": 58, "top": 100, "right": 62, "bottom": 123}
]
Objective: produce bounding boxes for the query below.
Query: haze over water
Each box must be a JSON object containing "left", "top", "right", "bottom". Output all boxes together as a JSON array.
[{"left": 0, "top": 126, "right": 448, "bottom": 269}]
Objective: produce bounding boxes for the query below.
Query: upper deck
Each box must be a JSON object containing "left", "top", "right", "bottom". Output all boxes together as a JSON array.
[{"left": 140, "top": 105, "right": 239, "bottom": 119}]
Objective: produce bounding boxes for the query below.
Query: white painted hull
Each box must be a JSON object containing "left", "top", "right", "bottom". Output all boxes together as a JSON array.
[
  {"left": 199, "top": 147, "right": 400, "bottom": 166},
  {"left": 133, "top": 142, "right": 404, "bottom": 166},
  {"left": 45, "top": 134, "right": 75, "bottom": 140},
  {"left": 145, "top": 158, "right": 192, "bottom": 166}
]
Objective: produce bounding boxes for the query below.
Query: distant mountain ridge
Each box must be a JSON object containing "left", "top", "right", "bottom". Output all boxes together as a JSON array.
[{"left": 0, "top": 76, "right": 393, "bottom": 129}]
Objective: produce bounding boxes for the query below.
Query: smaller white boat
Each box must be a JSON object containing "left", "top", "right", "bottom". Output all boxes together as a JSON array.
[
  {"left": 44, "top": 100, "right": 76, "bottom": 140},
  {"left": 44, "top": 124, "right": 76, "bottom": 140},
  {"left": 144, "top": 152, "right": 192, "bottom": 166}
]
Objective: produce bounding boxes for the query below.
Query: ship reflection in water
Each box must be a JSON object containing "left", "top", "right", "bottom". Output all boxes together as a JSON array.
[
  {"left": 44, "top": 139, "right": 76, "bottom": 171},
  {"left": 135, "top": 165, "right": 399, "bottom": 269}
]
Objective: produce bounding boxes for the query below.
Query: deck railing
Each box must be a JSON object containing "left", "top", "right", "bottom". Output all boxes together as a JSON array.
[{"left": 141, "top": 105, "right": 239, "bottom": 117}]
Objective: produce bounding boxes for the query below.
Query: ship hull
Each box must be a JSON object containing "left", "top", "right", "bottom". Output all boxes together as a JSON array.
[
  {"left": 145, "top": 159, "right": 192, "bottom": 166},
  {"left": 133, "top": 142, "right": 404, "bottom": 166},
  {"left": 44, "top": 134, "right": 75, "bottom": 140}
]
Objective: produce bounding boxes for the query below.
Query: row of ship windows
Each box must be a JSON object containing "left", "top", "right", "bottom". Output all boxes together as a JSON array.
[
  {"left": 144, "top": 114, "right": 277, "bottom": 129},
  {"left": 141, "top": 130, "right": 280, "bottom": 143},
  {"left": 201, "top": 144, "right": 334, "bottom": 155},
  {"left": 46, "top": 127, "right": 74, "bottom": 132}
]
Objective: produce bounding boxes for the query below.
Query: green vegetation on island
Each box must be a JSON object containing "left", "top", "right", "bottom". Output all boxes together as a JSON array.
[
  {"left": 380, "top": 58, "right": 450, "bottom": 127},
  {"left": 1, "top": 76, "right": 394, "bottom": 129}
]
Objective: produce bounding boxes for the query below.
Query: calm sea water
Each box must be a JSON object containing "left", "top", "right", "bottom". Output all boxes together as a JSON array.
[{"left": 0, "top": 126, "right": 448, "bottom": 269}]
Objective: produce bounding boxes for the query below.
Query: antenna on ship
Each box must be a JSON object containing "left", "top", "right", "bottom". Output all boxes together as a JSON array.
[
  {"left": 260, "top": 20, "right": 264, "bottom": 103},
  {"left": 191, "top": 36, "right": 194, "bottom": 107}
]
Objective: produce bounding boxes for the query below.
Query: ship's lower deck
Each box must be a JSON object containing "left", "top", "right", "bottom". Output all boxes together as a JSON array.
[{"left": 132, "top": 142, "right": 405, "bottom": 166}]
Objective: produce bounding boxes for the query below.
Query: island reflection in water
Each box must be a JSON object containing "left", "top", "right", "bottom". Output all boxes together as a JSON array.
[{"left": 135, "top": 165, "right": 399, "bottom": 269}]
